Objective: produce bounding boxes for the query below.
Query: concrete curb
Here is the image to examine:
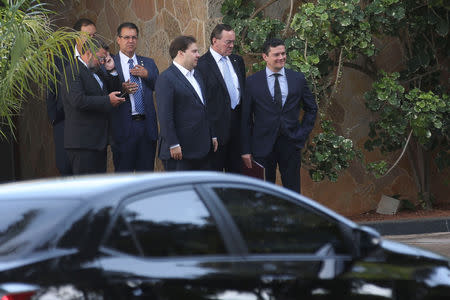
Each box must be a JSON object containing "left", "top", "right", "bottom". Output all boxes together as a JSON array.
[{"left": 358, "top": 217, "right": 450, "bottom": 236}]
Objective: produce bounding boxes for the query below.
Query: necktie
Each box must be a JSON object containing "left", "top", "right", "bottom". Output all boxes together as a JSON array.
[
  {"left": 128, "top": 58, "right": 145, "bottom": 114},
  {"left": 220, "top": 57, "right": 239, "bottom": 109},
  {"left": 273, "top": 73, "right": 282, "bottom": 109}
]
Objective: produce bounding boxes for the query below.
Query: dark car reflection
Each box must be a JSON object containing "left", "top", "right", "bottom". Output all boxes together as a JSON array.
[{"left": 0, "top": 172, "right": 449, "bottom": 300}]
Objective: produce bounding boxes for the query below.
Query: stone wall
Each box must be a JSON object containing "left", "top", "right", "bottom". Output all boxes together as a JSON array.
[{"left": 16, "top": 0, "right": 448, "bottom": 216}]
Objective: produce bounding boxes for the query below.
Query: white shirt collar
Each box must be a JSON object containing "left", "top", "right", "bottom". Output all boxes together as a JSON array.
[
  {"left": 74, "top": 46, "right": 80, "bottom": 58},
  {"left": 173, "top": 61, "right": 194, "bottom": 77},
  {"left": 77, "top": 56, "right": 88, "bottom": 68},
  {"left": 119, "top": 51, "right": 136, "bottom": 63},
  {"left": 210, "top": 47, "right": 225, "bottom": 64},
  {"left": 266, "top": 67, "right": 285, "bottom": 78}
]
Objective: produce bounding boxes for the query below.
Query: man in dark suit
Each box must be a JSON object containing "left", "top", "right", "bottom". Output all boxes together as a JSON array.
[
  {"left": 46, "top": 18, "right": 96, "bottom": 175},
  {"left": 110, "top": 22, "right": 159, "bottom": 172},
  {"left": 197, "top": 24, "right": 245, "bottom": 173},
  {"left": 241, "top": 38, "right": 318, "bottom": 193},
  {"left": 62, "top": 39, "right": 125, "bottom": 175},
  {"left": 155, "top": 36, "right": 218, "bottom": 171}
]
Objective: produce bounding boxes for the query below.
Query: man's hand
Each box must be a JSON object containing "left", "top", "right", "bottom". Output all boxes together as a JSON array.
[
  {"left": 109, "top": 91, "right": 125, "bottom": 107},
  {"left": 212, "top": 138, "right": 218, "bottom": 152},
  {"left": 170, "top": 146, "right": 182, "bottom": 160},
  {"left": 241, "top": 154, "right": 252, "bottom": 168},
  {"left": 104, "top": 53, "right": 115, "bottom": 71},
  {"left": 130, "top": 64, "right": 148, "bottom": 78},
  {"left": 122, "top": 80, "right": 138, "bottom": 94}
]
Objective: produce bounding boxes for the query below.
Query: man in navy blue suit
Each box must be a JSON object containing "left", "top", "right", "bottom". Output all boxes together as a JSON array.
[
  {"left": 111, "top": 22, "right": 159, "bottom": 172},
  {"left": 241, "top": 38, "right": 318, "bottom": 193},
  {"left": 155, "top": 36, "right": 218, "bottom": 171}
]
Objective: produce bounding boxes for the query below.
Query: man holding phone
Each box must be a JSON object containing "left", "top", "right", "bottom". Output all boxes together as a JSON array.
[{"left": 111, "top": 22, "right": 159, "bottom": 172}]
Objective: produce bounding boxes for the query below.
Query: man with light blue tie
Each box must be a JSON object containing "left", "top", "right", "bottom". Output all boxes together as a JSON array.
[
  {"left": 241, "top": 38, "right": 318, "bottom": 193},
  {"left": 111, "top": 22, "right": 159, "bottom": 172},
  {"left": 197, "top": 24, "right": 246, "bottom": 174}
]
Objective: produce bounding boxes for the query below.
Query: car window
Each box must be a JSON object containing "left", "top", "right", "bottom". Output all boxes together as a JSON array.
[
  {"left": 0, "top": 200, "right": 80, "bottom": 259},
  {"left": 213, "top": 187, "right": 347, "bottom": 254},
  {"left": 105, "top": 189, "right": 227, "bottom": 257}
]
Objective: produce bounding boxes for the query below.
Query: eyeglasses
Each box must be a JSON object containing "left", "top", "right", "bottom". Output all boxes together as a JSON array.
[
  {"left": 119, "top": 35, "right": 138, "bottom": 41},
  {"left": 98, "top": 57, "right": 106, "bottom": 63}
]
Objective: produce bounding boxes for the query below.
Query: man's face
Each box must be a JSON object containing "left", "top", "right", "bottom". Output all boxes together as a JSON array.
[
  {"left": 211, "top": 30, "right": 235, "bottom": 57},
  {"left": 263, "top": 45, "right": 286, "bottom": 72},
  {"left": 181, "top": 42, "right": 200, "bottom": 70},
  {"left": 88, "top": 48, "right": 107, "bottom": 72},
  {"left": 117, "top": 27, "right": 138, "bottom": 57},
  {"left": 77, "top": 24, "right": 96, "bottom": 46},
  {"left": 80, "top": 24, "right": 96, "bottom": 37}
]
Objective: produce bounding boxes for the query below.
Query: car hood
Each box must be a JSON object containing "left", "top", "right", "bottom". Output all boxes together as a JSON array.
[{"left": 380, "top": 238, "right": 449, "bottom": 263}]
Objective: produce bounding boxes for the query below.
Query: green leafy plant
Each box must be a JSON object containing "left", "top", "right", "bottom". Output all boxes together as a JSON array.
[
  {"left": 0, "top": 0, "right": 82, "bottom": 138},
  {"left": 303, "top": 120, "right": 361, "bottom": 182}
]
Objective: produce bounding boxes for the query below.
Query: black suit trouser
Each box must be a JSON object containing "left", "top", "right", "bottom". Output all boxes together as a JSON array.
[
  {"left": 211, "top": 107, "right": 241, "bottom": 174},
  {"left": 254, "top": 135, "right": 302, "bottom": 193},
  {"left": 66, "top": 148, "right": 107, "bottom": 175}
]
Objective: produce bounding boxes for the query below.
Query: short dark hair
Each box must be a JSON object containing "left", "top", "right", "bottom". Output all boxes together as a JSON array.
[
  {"left": 210, "top": 24, "right": 233, "bottom": 44},
  {"left": 169, "top": 36, "right": 196, "bottom": 59},
  {"left": 263, "top": 38, "right": 285, "bottom": 55},
  {"left": 79, "top": 36, "right": 107, "bottom": 55},
  {"left": 73, "top": 18, "right": 95, "bottom": 31},
  {"left": 117, "top": 22, "right": 139, "bottom": 37}
]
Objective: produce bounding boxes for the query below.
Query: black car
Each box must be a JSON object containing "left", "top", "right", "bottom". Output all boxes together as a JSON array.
[{"left": 0, "top": 172, "right": 449, "bottom": 300}]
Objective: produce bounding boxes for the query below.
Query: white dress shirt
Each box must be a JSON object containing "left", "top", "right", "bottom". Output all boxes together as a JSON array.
[
  {"left": 209, "top": 47, "right": 240, "bottom": 101},
  {"left": 173, "top": 61, "right": 204, "bottom": 104},
  {"left": 119, "top": 51, "right": 142, "bottom": 115}
]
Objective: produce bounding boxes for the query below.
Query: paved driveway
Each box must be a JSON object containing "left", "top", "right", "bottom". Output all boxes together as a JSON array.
[{"left": 384, "top": 232, "right": 450, "bottom": 258}]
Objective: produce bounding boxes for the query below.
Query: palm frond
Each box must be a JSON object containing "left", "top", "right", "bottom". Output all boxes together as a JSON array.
[{"left": 0, "top": 0, "right": 81, "bottom": 138}]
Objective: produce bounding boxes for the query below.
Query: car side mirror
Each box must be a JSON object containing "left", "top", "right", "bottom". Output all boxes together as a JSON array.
[{"left": 353, "top": 225, "right": 381, "bottom": 258}]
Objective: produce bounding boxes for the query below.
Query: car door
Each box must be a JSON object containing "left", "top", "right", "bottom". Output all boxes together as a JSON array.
[
  {"left": 201, "top": 183, "right": 398, "bottom": 299},
  {"left": 97, "top": 185, "right": 260, "bottom": 300}
]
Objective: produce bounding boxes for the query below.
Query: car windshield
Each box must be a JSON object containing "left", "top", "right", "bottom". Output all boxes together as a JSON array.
[{"left": 0, "top": 199, "right": 80, "bottom": 259}]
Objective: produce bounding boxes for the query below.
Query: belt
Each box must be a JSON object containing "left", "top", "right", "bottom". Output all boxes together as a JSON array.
[{"left": 131, "top": 114, "right": 146, "bottom": 121}]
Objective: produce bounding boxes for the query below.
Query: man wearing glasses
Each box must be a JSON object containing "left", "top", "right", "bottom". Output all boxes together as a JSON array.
[
  {"left": 111, "top": 22, "right": 159, "bottom": 172},
  {"left": 62, "top": 38, "right": 125, "bottom": 174},
  {"left": 197, "top": 24, "right": 246, "bottom": 174}
]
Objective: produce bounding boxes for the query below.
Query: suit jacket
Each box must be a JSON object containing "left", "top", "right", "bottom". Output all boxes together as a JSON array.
[
  {"left": 62, "top": 60, "right": 116, "bottom": 150},
  {"left": 110, "top": 54, "right": 159, "bottom": 144},
  {"left": 241, "top": 68, "right": 318, "bottom": 157},
  {"left": 155, "top": 64, "right": 213, "bottom": 160},
  {"left": 196, "top": 52, "right": 245, "bottom": 144}
]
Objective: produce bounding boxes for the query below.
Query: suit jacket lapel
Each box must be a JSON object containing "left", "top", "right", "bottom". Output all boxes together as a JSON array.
[
  {"left": 284, "top": 69, "right": 295, "bottom": 108},
  {"left": 259, "top": 70, "right": 273, "bottom": 105},
  {"left": 205, "top": 51, "right": 229, "bottom": 94},
  {"left": 230, "top": 55, "right": 244, "bottom": 91},
  {"left": 194, "top": 70, "right": 207, "bottom": 105},
  {"left": 79, "top": 61, "right": 104, "bottom": 94},
  {"left": 170, "top": 64, "right": 204, "bottom": 106},
  {"left": 114, "top": 54, "right": 125, "bottom": 83}
]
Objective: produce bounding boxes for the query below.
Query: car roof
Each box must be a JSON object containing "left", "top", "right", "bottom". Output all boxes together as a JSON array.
[
  {"left": 0, "top": 172, "right": 356, "bottom": 228},
  {"left": 0, "top": 172, "right": 263, "bottom": 200}
]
